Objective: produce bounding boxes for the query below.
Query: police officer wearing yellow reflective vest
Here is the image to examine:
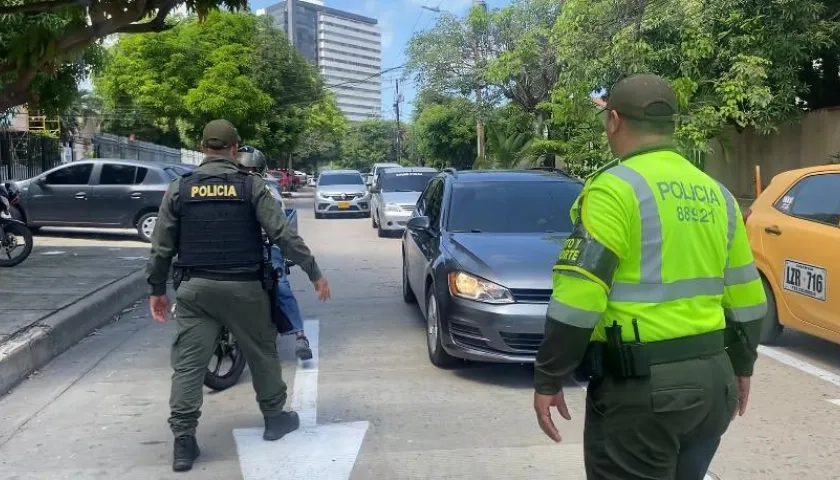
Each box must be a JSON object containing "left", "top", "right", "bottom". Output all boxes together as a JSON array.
[
  {"left": 146, "top": 119, "right": 330, "bottom": 472},
  {"left": 533, "top": 74, "right": 767, "bottom": 479}
]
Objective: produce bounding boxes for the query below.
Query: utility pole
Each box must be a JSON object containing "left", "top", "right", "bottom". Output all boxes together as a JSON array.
[
  {"left": 393, "top": 78, "right": 403, "bottom": 163},
  {"left": 286, "top": 0, "right": 295, "bottom": 171},
  {"left": 472, "top": 0, "right": 487, "bottom": 167}
]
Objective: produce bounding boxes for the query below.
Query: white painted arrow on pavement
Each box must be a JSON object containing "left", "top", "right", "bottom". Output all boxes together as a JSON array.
[{"left": 233, "top": 320, "right": 370, "bottom": 480}]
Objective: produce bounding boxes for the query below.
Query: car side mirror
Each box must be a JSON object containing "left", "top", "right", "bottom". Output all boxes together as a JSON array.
[
  {"left": 365, "top": 176, "right": 373, "bottom": 186},
  {"left": 406, "top": 216, "right": 431, "bottom": 232},
  {"left": 34, "top": 177, "right": 46, "bottom": 186},
  {"left": 369, "top": 185, "right": 380, "bottom": 193}
]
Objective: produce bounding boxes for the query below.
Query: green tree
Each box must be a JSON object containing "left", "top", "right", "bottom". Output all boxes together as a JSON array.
[
  {"left": 552, "top": 0, "right": 839, "bottom": 156},
  {"left": 0, "top": 0, "right": 248, "bottom": 114},
  {"left": 412, "top": 95, "right": 477, "bottom": 169},
  {"left": 292, "top": 94, "right": 348, "bottom": 171},
  {"left": 338, "top": 119, "right": 398, "bottom": 171},
  {"left": 93, "top": 11, "right": 322, "bottom": 156}
]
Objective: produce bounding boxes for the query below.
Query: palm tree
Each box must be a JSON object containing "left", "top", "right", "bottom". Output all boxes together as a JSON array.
[{"left": 484, "top": 123, "right": 533, "bottom": 168}]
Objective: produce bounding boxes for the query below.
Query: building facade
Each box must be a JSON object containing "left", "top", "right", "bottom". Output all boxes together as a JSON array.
[{"left": 259, "top": 0, "right": 382, "bottom": 122}]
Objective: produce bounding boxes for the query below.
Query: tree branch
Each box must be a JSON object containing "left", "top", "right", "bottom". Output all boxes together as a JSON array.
[{"left": 0, "top": 0, "right": 90, "bottom": 15}]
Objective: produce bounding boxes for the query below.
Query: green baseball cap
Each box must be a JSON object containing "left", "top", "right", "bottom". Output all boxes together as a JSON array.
[
  {"left": 202, "top": 119, "right": 241, "bottom": 149},
  {"left": 605, "top": 74, "right": 678, "bottom": 123}
]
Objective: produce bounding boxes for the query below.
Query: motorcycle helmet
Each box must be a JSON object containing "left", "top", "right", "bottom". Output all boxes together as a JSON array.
[{"left": 237, "top": 146, "right": 267, "bottom": 174}]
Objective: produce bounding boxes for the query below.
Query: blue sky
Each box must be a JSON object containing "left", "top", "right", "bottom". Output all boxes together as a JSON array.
[{"left": 247, "top": 0, "right": 514, "bottom": 120}]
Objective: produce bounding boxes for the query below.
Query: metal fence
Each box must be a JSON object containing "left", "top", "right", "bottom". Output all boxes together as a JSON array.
[
  {"left": 93, "top": 133, "right": 187, "bottom": 163},
  {"left": 0, "top": 131, "right": 62, "bottom": 181}
]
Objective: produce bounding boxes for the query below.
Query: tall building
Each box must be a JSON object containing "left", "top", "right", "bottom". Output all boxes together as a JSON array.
[{"left": 258, "top": 0, "right": 382, "bottom": 122}]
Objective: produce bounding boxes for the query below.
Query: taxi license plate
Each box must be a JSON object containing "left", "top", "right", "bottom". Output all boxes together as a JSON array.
[
  {"left": 337, "top": 201, "right": 350, "bottom": 209},
  {"left": 783, "top": 259, "right": 827, "bottom": 301}
]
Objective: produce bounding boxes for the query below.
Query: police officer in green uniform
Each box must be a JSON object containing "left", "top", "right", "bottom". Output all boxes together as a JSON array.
[
  {"left": 146, "top": 119, "right": 331, "bottom": 472},
  {"left": 533, "top": 74, "right": 767, "bottom": 479}
]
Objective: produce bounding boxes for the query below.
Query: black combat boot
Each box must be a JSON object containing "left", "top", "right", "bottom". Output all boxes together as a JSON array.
[
  {"left": 263, "top": 411, "right": 300, "bottom": 441},
  {"left": 172, "top": 435, "right": 200, "bottom": 472}
]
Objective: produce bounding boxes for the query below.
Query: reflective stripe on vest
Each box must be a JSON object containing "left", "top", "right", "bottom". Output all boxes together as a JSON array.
[{"left": 604, "top": 164, "right": 737, "bottom": 303}]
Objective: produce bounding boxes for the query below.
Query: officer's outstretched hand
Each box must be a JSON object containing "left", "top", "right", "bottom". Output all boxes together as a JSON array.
[
  {"left": 534, "top": 390, "right": 571, "bottom": 443},
  {"left": 150, "top": 295, "right": 171, "bottom": 323},
  {"left": 313, "top": 277, "right": 331, "bottom": 302}
]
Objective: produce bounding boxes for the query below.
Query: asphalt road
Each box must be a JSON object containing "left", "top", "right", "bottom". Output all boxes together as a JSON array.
[{"left": 1, "top": 196, "right": 840, "bottom": 480}]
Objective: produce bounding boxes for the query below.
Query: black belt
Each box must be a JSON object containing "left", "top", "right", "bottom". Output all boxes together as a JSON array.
[
  {"left": 187, "top": 270, "right": 262, "bottom": 282},
  {"left": 627, "top": 329, "right": 725, "bottom": 366}
]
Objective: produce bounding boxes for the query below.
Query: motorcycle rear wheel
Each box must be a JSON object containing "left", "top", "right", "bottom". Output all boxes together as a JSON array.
[
  {"left": 0, "top": 222, "right": 33, "bottom": 267},
  {"left": 204, "top": 329, "right": 247, "bottom": 391}
]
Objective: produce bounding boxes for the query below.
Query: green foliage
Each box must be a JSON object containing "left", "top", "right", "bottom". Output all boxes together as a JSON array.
[
  {"left": 293, "top": 93, "right": 348, "bottom": 168},
  {"left": 93, "top": 11, "right": 327, "bottom": 158},
  {"left": 553, "top": 0, "right": 839, "bottom": 156},
  {"left": 337, "top": 119, "right": 398, "bottom": 171},
  {"left": 412, "top": 94, "right": 477, "bottom": 169},
  {"left": 0, "top": 0, "right": 250, "bottom": 113}
]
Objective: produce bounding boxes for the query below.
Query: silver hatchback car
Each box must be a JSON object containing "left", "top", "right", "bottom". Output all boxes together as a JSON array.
[{"left": 313, "top": 170, "right": 371, "bottom": 219}]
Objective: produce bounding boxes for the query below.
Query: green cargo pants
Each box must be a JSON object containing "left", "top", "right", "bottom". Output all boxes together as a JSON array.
[
  {"left": 583, "top": 351, "right": 738, "bottom": 480},
  {"left": 169, "top": 277, "right": 287, "bottom": 437}
]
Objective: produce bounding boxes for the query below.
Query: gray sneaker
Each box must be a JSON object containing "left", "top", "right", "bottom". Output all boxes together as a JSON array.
[{"left": 295, "top": 336, "right": 313, "bottom": 360}]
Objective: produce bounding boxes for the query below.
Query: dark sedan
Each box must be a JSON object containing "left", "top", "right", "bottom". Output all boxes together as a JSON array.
[
  {"left": 12, "top": 159, "right": 177, "bottom": 242},
  {"left": 401, "top": 169, "right": 583, "bottom": 367}
]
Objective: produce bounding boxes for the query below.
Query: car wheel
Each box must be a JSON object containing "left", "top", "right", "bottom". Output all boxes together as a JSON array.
[
  {"left": 136, "top": 212, "right": 158, "bottom": 243},
  {"left": 402, "top": 254, "right": 416, "bottom": 304},
  {"left": 425, "top": 285, "right": 457, "bottom": 368},
  {"left": 377, "top": 224, "right": 386, "bottom": 238},
  {"left": 760, "top": 276, "right": 784, "bottom": 344}
]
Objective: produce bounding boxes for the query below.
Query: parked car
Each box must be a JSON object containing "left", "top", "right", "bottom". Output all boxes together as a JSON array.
[
  {"left": 267, "top": 169, "right": 293, "bottom": 192},
  {"left": 307, "top": 176, "right": 317, "bottom": 187},
  {"left": 370, "top": 167, "right": 438, "bottom": 237},
  {"left": 367, "top": 162, "right": 402, "bottom": 188},
  {"left": 744, "top": 163, "right": 840, "bottom": 346},
  {"left": 12, "top": 158, "right": 176, "bottom": 242},
  {"left": 401, "top": 169, "right": 583, "bottom": 367},
  {"left": 314, "top": 170, "right": 370, "bottom": 219}
]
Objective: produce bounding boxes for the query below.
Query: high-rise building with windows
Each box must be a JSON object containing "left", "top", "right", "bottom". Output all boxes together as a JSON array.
[{"left": 258, "top": 0, "right": 382, "bottom": 122}]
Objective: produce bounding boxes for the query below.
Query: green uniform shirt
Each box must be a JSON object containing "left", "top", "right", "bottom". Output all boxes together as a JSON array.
[
  {"left": 534, "top": 142, "right": 767, "bottom": 394},
  {"left": 145, "top": 156, "right": 323, "bottom": 296}
]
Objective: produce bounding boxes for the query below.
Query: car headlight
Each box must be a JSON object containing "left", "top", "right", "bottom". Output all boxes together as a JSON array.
[
  {"left": 385, "top": 202, "right": 402, "bottom": 212},
  {"left": 319, "top": 192, "right": 331, "bottom": 199},
  {"left": 447, "top": 271, "right": 514, "bottom": 304}
]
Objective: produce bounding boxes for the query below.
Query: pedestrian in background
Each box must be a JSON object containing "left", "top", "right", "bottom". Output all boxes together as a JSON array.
[
  {"left": 237, "top": 145, "right": 313, "bottom": 360},
  {"left": 533, "top": 74, "right": 767, "bottom": 479},
  {"left": 146, "top": 119, "right": 331, "bottom": 473}
]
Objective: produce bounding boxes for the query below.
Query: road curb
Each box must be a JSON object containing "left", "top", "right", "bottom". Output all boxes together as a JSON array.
[{"left": 0, "top": 269, "right": 146, "bottom": 395}]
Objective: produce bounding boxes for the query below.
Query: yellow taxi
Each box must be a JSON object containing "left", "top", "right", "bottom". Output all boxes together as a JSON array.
[{"left": 744, "top": 163, "right": 840, "bottom": 345}]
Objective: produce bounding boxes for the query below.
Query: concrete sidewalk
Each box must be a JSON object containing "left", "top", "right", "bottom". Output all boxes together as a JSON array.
[{"left": 0, "top": 230, "right": 149, "bottom": 394}]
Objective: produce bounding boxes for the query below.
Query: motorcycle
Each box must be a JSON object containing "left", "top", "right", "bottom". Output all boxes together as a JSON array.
[
  {"left": 201, "top": 257, "right": 297, "bottom": 391},
  {"left": 0, "top": 181, "right": 33, "bottom": 267}
]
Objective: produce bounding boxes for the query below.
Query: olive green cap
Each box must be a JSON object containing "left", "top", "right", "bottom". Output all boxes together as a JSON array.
[
  {"left": 202, "top": 119, "right": 241, "bottom": 149},
  {"left": 605, "top": 74, "right": 678, "bottom": 123}
]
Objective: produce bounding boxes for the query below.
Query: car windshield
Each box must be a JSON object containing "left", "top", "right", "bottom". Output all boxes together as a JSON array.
[
  {"left": 319, "top": 173, "right": 363, "bottom": 186},
  {"left": 447, "top": 180, "right": 582, "bottom": 233},
  {"left": 380, "top": 172, "right": 436, "bottom": 192}
]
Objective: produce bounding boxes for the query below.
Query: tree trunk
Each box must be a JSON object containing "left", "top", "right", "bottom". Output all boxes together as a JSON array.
[{"left": 475, "top": 86, "right": 486, "bottom": 167}]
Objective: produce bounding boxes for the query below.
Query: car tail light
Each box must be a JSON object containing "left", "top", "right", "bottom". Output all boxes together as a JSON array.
[{"left": 742, "top": 208, "right": 751, "bottom": 223}]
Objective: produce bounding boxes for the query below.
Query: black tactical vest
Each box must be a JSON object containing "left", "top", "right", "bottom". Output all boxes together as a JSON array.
[{"left": 175, "top": 171, "right": 263, "bottom": 269}]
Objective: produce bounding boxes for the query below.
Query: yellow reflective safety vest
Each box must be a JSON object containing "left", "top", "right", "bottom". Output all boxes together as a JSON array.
[{"left": 572, "top": 149, "right": 765, "bottom": 343}]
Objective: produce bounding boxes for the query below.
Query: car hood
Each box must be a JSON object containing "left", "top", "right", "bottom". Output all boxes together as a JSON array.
[
  {"left": 380, "top": 191, "right": 421, "bottom": 205},
  {"left": 317, "top": 185, "right": 367, "bottom": 195},
  {"left": 445, "top": 232, "right": 571, "bottom": 290}
]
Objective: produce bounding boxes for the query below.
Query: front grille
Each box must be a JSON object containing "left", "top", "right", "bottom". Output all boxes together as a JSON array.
[
  {"left": 510, "top": 288, "right": 552, "bottom": 303},
  {"left": 450, "top": 322, "right": 490, "bottom": 350},
  {"left": 328, "top": 193, "right": 361, "bottom": 201},
  {"left": 327, "top": 205, "right": 360, "bottom": 212},
  {"left": 499, "top": 332, "right": 543, "bottom": 353}
]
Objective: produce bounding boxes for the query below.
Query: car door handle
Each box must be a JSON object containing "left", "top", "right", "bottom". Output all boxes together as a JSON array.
[
  {"left": 764, "top": 225, "right": 782, "bottom": 235},
  {"left": 74, "top": 192, "right": 87, "bottom": 199},
  {"left": 130, "top": 192, "right": 142, "bottom": 199}
]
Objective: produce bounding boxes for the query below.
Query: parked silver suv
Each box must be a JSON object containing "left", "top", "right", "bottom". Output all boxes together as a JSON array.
[
  {"left": 314, "top": 170, "right": 370, "bottom": 219},
  {"left": 370, "top": 167, "right": 438, "bottom": 237}
]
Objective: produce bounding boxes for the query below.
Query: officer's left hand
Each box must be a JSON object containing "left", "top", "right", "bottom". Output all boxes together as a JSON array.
[{"left": 534, "top": 390, "right": 571, "bottom": 443}]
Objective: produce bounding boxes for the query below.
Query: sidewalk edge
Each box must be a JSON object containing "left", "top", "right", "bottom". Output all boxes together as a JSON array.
[{"left": 0, "top": 269, "right": 146, "bottom": 395}]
